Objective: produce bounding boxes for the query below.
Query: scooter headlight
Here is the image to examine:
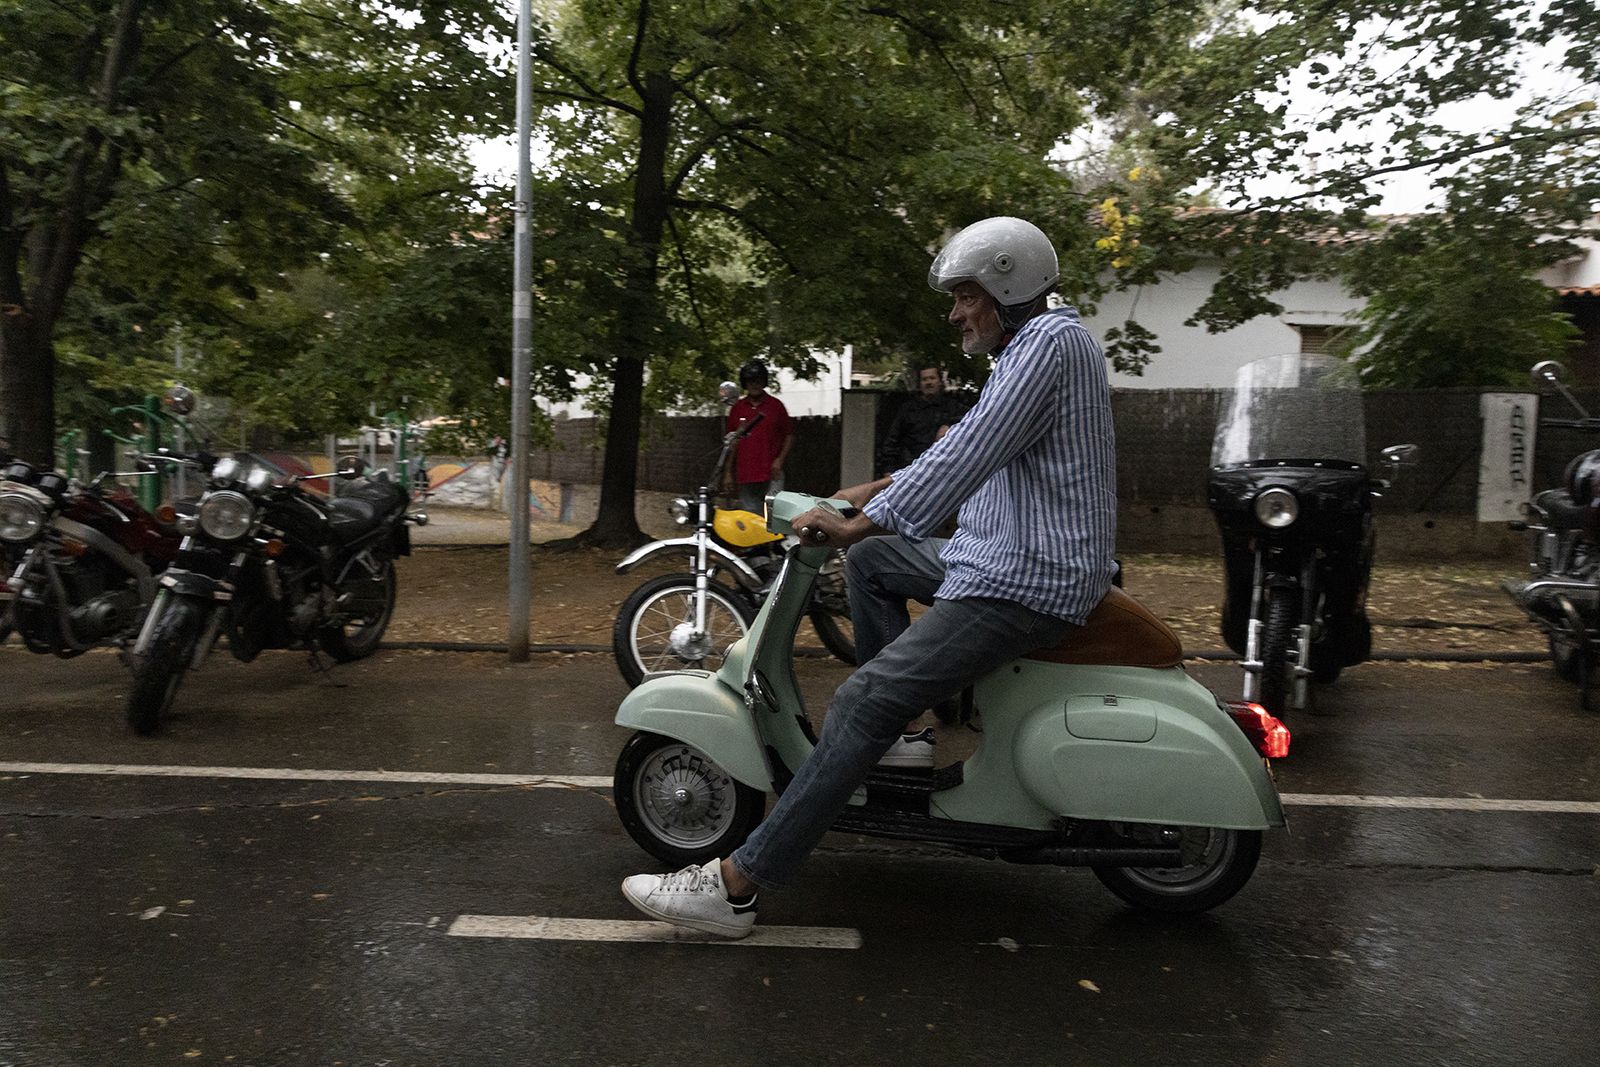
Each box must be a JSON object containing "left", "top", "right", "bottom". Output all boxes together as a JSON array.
[
  {"left": 1253, "top": 487, "right": 1299, "bottom": 529},
  {"left": 198, "top": 490, "right": 256, "bottom": 541},
  {"left": 668, "top": 497, "right": 693, "bottom": 526},
  {"left": 0, "top": 492, "right": 45, "bottom": 542}
]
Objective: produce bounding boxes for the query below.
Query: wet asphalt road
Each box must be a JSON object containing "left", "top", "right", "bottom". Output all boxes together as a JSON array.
[{"left": 1, "top": 646, "right": 1597, "bottom": 1066}]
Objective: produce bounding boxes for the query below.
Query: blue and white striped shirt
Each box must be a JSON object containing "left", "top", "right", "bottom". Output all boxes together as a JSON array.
[{"left": 863, "top": 306, "right": 1118, "bottom": 625}]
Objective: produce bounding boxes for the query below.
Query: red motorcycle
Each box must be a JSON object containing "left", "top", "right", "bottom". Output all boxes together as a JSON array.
[{"left": 1, "top": 457, "right": 185, "bottom": 658}]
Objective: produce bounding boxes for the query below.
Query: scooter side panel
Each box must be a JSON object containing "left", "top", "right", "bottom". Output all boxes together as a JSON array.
[
  {"left": 934, "top": 662, "right": 1284, "bottom": 831},
  {"left": 614, "top": 672, "right": 774, "bottom": 792},
  {"left": 1020, "top": 665, "right": 1284, "bottom": 829}
]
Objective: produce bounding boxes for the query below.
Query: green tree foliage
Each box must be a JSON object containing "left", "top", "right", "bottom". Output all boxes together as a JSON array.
[
  {"left": 1091, "top": 0, "right": 1599, "bottom": 381},
  {"left": 0, "top": 0, "right": 511, "bottom": 464},
  {"left": 527, "top": 0, "right": 1216, "bottom": 544}
]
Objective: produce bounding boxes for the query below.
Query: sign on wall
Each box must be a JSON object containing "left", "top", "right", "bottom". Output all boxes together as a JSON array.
[{"left": 1478, "top": 393, "right": 1538, "bottom": 522}]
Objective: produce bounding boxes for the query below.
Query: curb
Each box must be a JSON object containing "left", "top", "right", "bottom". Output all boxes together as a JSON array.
[{"left": 377, "top": 641, "right": 1550, "bottom": 664}]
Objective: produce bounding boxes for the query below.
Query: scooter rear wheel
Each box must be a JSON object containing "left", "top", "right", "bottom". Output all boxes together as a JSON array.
[
  {"left": 1093, "top": 827, "right": 1262, "bottom": 914},
  {"left": 614, "top": 731, "right": 766, "bottom": 868}
]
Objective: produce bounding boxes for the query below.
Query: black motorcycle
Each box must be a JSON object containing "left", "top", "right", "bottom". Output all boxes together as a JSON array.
[
  {"left": 1504, "top": 359, "right": 1600, "bottom": 708},
  {"left": 0, "top": 455, "right": 189, "bottom": 657},
  {"left": 125, "top": 455, "right": 426, "bottom": 734},
  {"left": 1207, "top": 353, "right": 1416, "bottom": 719}
]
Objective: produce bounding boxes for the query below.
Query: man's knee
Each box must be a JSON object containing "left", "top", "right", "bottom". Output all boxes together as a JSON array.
[{"left": 845, "top": 537, "right": 895, "bottom": 588}]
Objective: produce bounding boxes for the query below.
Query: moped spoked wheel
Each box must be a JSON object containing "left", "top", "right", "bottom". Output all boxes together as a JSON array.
[
  {"left": 613, "top": 732, "right": 766, "bottom": 868},
  {"left": 320, "top": 560, "right": 397, "bottom": 663},
  {"left": 1093, "top": 828, "right": 1263, "bottom": 914},
  {"left": 613, "top": 574, "right": 755, "bottom": 688},
  {"left": 806, "top": 551, "right": 857, "bottom": 665},
  {"left": 126, "top": 599, "right": 207, "bottom": 736},
  {"left": 1258, "top": 587, "right": 1299, "bottom": 720}
]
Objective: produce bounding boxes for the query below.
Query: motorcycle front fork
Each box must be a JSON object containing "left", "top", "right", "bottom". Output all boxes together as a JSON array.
[{"left": 1240, "top": 556, "right": 1315, "bottom": 710}]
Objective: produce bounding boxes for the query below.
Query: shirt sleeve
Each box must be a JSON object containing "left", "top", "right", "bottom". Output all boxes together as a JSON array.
[{"left": 864, "top": 324, "right": 1072, "bottom": 541}]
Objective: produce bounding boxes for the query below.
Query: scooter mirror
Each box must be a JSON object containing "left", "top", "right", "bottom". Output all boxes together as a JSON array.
[
  {"left": 718, "top": 381, "right": 739, "bottom": 407},
  {"left": 1381, "top": 443, "right": 1419, "bottom": 466},
  {"left": 1531, "top": 360, "right": 1567, "bottom": 387}
]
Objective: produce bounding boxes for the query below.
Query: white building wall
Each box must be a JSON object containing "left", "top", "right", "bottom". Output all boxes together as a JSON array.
[
  {"left": 540, "top": 346, "right": 852, "bottom": 420},
  {"left": 1078, "top": 265, "right": 1365, "bottom": 390}
]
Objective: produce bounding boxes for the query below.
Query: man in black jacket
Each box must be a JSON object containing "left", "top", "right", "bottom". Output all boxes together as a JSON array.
[{"left": 876, "top": 366, "right": 969, "bottom": 477}]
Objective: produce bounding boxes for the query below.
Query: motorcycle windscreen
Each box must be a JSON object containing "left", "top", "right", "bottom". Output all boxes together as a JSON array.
[{"left": 1211, "top": 353, "right": 1366, "bottom": 467}]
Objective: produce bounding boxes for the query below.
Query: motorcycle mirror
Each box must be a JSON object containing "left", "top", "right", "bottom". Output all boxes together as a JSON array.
[
  {"left": 335, "top": 455, "right": 368, "bottom": 479},
  {"left": 1531, "top": 360, "right": 1567, "bottom": 387},
  {"left": 718, "top": 381, "right": 739, "bottom": 407},
  {"left": 162, "top": 385, "right": 197, "bottom": 415},
  {"left": 1380, "top": 444, "right": 1419, "bottom": 466}
]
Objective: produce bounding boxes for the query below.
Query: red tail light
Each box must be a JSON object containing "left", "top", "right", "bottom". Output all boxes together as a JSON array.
[{"left": 1224, "top": 700, "right": 1291, "bottom": 759}]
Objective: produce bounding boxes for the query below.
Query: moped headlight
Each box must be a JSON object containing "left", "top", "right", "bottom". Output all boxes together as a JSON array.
[
  {"left": 0, "top": 493, "right": 44, "bottom": 542},
  {"left": 198, "top": 490, "right": 256, "bottom": 541},
  {"left": 668, "top": 497, "right": 693, "bottom": 525},
  {"left": 1253, "top": 487, "right": 1299, "bottom": 529}
]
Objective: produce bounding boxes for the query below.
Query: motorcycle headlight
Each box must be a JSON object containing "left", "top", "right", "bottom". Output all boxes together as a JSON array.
[
  {"left": 668, "top": 497, "right": 693, "bottom": 525},
  {"left": 1253, "top": 487, "right": 1299, "bottom": 529},
  {"left": 198, "top": 490, "right": 256, "bottom": 541},
  {"left": 0, "top": 492, "right": 45, "bottom": 543}
]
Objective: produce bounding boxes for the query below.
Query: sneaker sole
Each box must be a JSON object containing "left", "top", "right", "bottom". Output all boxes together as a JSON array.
[
  {"left": 622, "top": 888, "right": 754, "bottom": 939},
  {"left": 876, "top": 755, "right": 935, "bottom": 768}
]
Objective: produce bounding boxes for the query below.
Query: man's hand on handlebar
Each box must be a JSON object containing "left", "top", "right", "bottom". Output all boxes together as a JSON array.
[{"left": 791, "top": 504, "right": 882, "bottom": 548}]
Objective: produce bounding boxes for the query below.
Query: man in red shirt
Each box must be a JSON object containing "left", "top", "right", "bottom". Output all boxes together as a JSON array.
[{"left": 724, "top": 360, "right": 794, "bottom": 513}]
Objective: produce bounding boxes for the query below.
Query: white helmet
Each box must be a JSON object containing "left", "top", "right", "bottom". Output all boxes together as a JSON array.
[{"left": 928, "top": 216, "right": 1059, "bottom": 306}]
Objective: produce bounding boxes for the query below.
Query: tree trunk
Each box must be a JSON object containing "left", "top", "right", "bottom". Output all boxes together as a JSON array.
[
  {"left": 0, "top": 314, "right": 55, "bottom": 466},
  {"left": 582, "top": 72, "right": 675, "bottom": 549}
]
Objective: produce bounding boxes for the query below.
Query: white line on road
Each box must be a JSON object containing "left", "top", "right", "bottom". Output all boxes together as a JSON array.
[
  {"left": 0, "top": 762, "right": 609, "bottom": 789},
  {"left": 447, "top": 914, "right": 862, "bottom": 949},
  {"left": 3, "top": 762, "right": 1598, "bottom": 816},
  {"left": 1279, "top": 792, "right": 1600, "bottom": 815}
]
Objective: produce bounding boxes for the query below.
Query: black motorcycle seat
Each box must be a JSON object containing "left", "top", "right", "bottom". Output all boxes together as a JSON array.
[
  {"left": 328, "top": 482, "right": 407, "bottom": 541},
  {"left": 1025, "top": 587, "right": 1184, "bottom": 669},
  {"left": 1534, "top": 488, "right": 1589, "bottom": 531}
]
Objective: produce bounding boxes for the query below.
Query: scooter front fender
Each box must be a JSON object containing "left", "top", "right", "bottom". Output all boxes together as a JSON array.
[
  {"left": 614, "top": 670, "right": 773, "bottom": 792},
  {"left": 614, "top": 537, "right": 763, "bottom": 590}
]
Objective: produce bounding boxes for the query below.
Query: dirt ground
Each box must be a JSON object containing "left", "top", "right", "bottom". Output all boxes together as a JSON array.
[{"left": 388, "top": 509, "right": 1546, "bottom": 657}]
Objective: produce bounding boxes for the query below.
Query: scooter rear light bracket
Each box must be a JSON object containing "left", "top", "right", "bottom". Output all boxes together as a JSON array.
[{"left": 1224, "top": 699, "right": 1291, "bottom": 759}]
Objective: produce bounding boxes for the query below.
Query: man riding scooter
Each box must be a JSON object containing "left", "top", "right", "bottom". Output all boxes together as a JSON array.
[{"left": 622, "top": 216, "right": 1119, "bottom": 936}]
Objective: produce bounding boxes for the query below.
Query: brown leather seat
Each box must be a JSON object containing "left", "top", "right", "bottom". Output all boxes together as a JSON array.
[{"left": 1025, "top": 587, "right": 1184, "bottom": 668}]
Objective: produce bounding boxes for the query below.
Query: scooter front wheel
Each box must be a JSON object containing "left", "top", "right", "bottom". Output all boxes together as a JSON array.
[
  {"left": 614, "top": 732, "right": 767, "bottom": 868},
  {"left": 1093, "top": 827, "right": 1262, "bottom": 914}
]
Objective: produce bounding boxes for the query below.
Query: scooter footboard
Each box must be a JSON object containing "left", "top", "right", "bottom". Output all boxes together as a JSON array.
[
  {"left": 1010, "top": 667, "right": 1286, "bottom": 831},
  {"left": 614, "top": 671, "right": 773, "bottom": 792}
]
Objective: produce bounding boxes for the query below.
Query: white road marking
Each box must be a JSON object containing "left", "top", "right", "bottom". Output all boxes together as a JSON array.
[
  {"left": 1279, "top": 792, "right": 1600, "bottom": 815},
  {"left": 2, "top": 762, "right": 1597, "bottom": 816},
  {"left": 0, "top": 762, "right": 609, "bottom": 789},
  {"left": 447, "top": 914, "right": 861, "bottom": 949}
]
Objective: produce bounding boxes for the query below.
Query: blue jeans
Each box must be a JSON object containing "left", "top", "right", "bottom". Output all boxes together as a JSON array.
[{"left": 728, "top": 536, "right": 1074, "bottom": 890}]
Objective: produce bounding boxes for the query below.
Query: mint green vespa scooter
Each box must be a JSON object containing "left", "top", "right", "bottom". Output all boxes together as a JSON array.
[{"left": 613, "top": 492, "right": 1289, "bottom": 913}]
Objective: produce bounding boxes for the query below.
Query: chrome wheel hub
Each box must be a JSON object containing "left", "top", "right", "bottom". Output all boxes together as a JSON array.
[{"left": 634, "top": 743, "right": 736, "bottom": 849}]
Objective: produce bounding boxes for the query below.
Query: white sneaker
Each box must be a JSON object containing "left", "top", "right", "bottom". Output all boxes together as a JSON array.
[
  {"left": 621, "top": 858, "right": 758, "bottom": 939},
  {"left": 878, "top": 727, "right": 936, "bottom": 768}
]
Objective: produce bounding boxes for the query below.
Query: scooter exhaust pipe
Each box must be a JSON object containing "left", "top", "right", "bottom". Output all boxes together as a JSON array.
[{"left": 1006, "top": 846, "right": 1184, "bottom": 867}]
